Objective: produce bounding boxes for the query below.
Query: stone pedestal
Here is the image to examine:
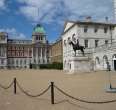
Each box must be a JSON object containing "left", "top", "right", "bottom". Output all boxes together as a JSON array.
[{"left": 68, "top": 56, "right": 91, "bottom": 74}]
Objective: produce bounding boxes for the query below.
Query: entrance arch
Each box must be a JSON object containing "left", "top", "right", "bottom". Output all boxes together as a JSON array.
[
  {"left": 103, "top": 55, "right": 108, "bottom": 69},
  {"left": 112, "top": 54, "right": 116, "bottom": 71},
  {"left": 95, "top": 57, "right": 100, "bottom": 69}
]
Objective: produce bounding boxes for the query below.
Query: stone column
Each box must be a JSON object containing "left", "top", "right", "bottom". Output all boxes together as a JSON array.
[
  {"left": 38, "top": 48, "right": 40, "bottom": 64},
  {"left": 0, "top": 46, "right": 1, "bottom": 56},
  {"left": 44, "top": 48, "right": 47, "bottom": 64},
  {"left": 27, "top": 47, "right": 30, "bottom": 68},
  {"left": 3, "top": 47, "right": 5, "bottom": 57},
  {"left": 1, "top": 47, "right": 3, "bottom": 57},
  {"left": 38, "top": 47, "right": 41, "bottom": 64},
  {"left": 32, "top": 47, "right": 34, "bottom": 64},
  {"left": 36, "top": 48, "right": 38, "bottom": 64},
  {"left": 40, "top": 47, "right": 43, "bottom": 64}
]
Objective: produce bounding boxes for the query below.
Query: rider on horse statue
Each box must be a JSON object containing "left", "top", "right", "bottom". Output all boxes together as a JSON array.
[{"left": 69, "top": 38, "right": 85, "bottom": 56}]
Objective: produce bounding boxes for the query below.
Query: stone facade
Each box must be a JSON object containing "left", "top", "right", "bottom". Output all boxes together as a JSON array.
[
  {"left": 0, "top": 32, "right": 7, "bottom": 68},
  {"left": 93, "top": 43, "right": 116, "bottom": 71},
  {"left": 0, "top": 24, "right": 50, "bottom": 69},
  {"left": 50, "top": 38, "right": 63, "bottom": 63},
  {"left": 62, "top": 19, "right": 116, "bottom": 72}
]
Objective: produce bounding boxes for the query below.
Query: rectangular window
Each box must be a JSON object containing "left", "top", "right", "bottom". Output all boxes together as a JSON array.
[
  {"left": 94, "top": 27, "right": 98, "bottom": 33},
  {"left": 1, "top": 59, "right": 4, "bottom": 64},
  {"left": 105, "top": 40, "right": 108, "bottom": 45},
  {"left": 95, "top": 40, "right": 99, "bottom": 47},
  {"left": 36, "top": 36, "right": 38, "bottom": 40},
  {"left": 104, "top": 27, "right": 108, "bottom": 33},
  {"left": 84, "top": 40, "right": 88, "bottom": 48},
  {"left": 24, "top": 59, "right": 26, "bottom": 64},
  {"left": 84, "top": 26, "right": 88, "bottom": 33}
]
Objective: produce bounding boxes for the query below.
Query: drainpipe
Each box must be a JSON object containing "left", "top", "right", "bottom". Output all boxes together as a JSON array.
[{"left": 110, "top": 26, "right": 113, "bottom": 45}]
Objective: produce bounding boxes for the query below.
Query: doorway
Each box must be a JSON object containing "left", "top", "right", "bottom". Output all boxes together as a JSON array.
[
  {"left": 114, "top": 60, "right": 116, "bottom": 71},
  {"left": 70, "top": 63, "right": 71, "bottom": 69}
]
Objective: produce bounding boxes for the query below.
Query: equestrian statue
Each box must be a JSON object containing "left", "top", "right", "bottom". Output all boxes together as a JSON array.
[{"left": 69, "top": 38, "right": 85, "bottom": 56}]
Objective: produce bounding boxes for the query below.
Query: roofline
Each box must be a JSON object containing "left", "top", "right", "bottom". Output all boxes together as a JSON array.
[
  {"left": 32, "top": 32, "right": 46, "bottom": 35},
  {"left": 52, "top": 38, "right": 62, "bottom": 45},
  {"left": 64, "top": 20, "right": 116, "bottom": 26},
  {"left": 62, "top": 21, "right": 116, "bottom": 35},
  {"left": 75, "top": 21, "right": 116, "bottom": 26},
  {"left": 8, "top": 39, "right": 32, "bottom": 41}
]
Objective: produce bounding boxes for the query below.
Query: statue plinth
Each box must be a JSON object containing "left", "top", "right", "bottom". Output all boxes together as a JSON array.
[{"left": 68, "top": 55, "right": 91, "bottom": 74}]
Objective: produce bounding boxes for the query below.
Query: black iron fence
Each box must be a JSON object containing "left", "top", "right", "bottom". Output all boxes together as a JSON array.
[{"left": 0, "top": 78, "right": 116, "bottom": 104}]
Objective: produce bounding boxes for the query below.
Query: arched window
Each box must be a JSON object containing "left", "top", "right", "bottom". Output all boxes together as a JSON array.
[
  {"left": 112, "top": 54, "right": 116, "bottom": 58},
  {"left": 68, "top": 37, "right": 70, "bottom": 41},
  {"left": 103, "top": 55, "right": 108, "bottom": 62},
  {"left": 103, "top": 55, "right": 108, "bottom": 69},
  {"left": 67, "top": 37, "right": 71, "bottom": 44},
  {"left": 95, "top": 57, "right": 100, "bottom": 64},
  {"left": 64, "top": 40, "right": 66, "bottom": 46},
  {"left": 112, "top": 54, "right": 116, "bottom": 70}
]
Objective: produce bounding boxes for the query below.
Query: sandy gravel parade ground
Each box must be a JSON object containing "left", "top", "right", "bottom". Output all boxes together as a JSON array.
[{"left": 0, "top": 69, "right": 116, "bottom": 110}]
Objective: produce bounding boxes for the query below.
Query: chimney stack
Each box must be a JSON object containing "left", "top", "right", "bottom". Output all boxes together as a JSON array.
[
  {"left": 105, "top": 17, "right": 109, "bottom": 22},
  {"left": 85, "top": 16, "right": 92, "bottom": 22}
]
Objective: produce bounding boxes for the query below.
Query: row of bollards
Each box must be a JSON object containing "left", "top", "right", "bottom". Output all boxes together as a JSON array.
[{"left": 13, "top": 78, "right": 55, "bottom": 104}]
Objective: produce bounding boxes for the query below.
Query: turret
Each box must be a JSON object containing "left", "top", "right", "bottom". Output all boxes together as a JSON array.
[{"left": 32, "top": 24, "right": 46, "bottom": 43}]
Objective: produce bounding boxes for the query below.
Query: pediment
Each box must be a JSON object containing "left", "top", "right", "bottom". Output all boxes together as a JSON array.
[{"left": 63, "top": 21, "right": 75, "bottom": 32}]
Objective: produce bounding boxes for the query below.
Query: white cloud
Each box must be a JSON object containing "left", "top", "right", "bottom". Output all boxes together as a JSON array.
[
  {"left": 17, "top": 0, "right": 65, "bottom": 24},
  {"left": 17, "top": 0, "right": 114, "bottom": 24},
  {"left": 20, "top": 6, "right": 39, "bottom": 22},
  {"left": 0, "top": 28, "right": 27, "bottom": 39},
  {"left": 0, "top": 0, "right": 7, "bottom": 10}
]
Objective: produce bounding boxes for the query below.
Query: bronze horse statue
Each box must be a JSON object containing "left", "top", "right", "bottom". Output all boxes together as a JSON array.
[{"left": 69, "top": 39, "right": 85, "bottom": 56}]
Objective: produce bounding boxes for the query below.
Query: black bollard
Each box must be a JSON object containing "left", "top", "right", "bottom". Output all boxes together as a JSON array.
[
  {"left": 14, "top": 78, "right": 16, "bottom": 94},
  {"left": 51, "top": 82, "right": 54, "bottom": 104}
]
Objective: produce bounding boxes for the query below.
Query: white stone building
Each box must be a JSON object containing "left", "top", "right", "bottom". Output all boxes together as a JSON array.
[{"left": 62, "top": 18, "right": 116, "bottom": 71}]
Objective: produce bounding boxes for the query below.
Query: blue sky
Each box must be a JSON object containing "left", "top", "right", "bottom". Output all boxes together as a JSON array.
[{"left": 0, "top": 0, "right": 114, "bottom": 42}]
